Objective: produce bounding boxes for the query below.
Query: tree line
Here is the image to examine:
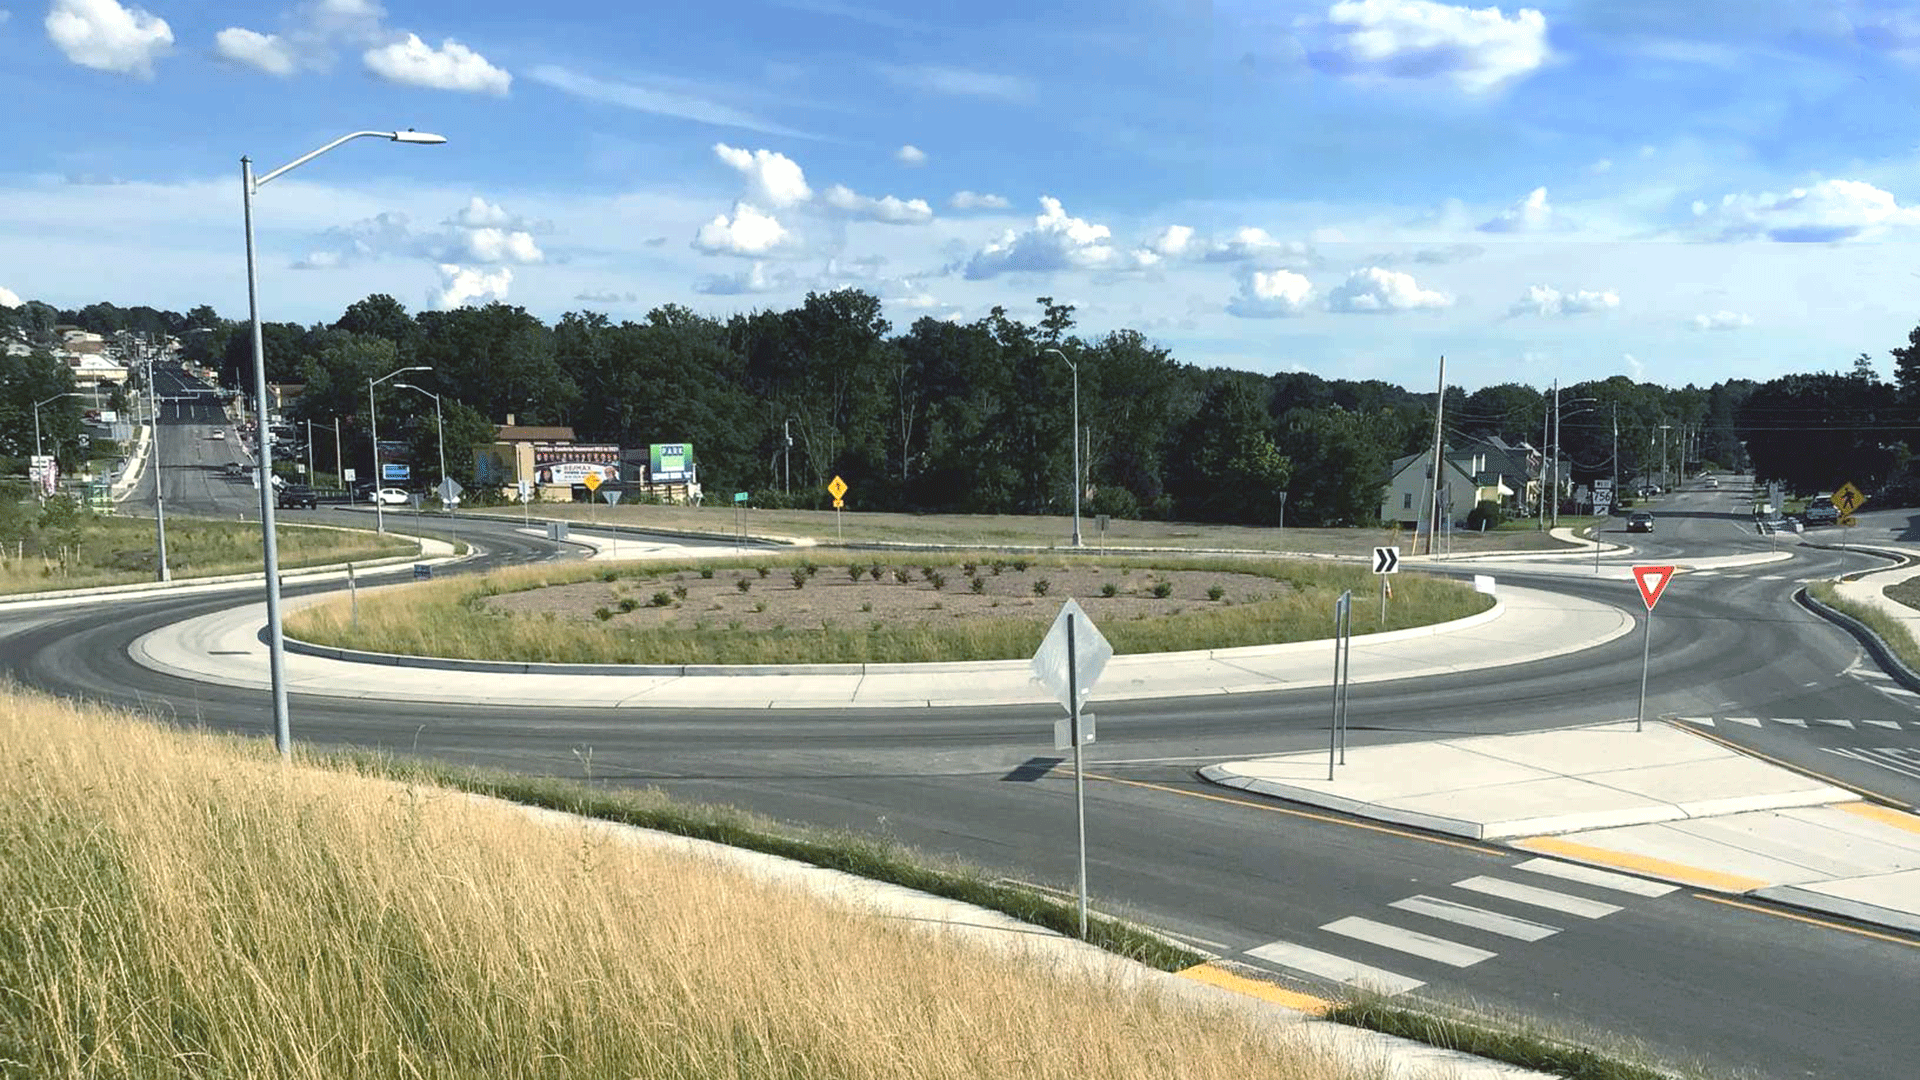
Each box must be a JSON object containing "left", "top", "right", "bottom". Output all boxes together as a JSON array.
[{"left": 10, "top": 290, "right": 1919, "bottom": 520}]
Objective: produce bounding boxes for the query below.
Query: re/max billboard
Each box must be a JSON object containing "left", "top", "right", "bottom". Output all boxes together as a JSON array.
[{"left": 533, "top": 443, "right": 618, "bottom": 486}]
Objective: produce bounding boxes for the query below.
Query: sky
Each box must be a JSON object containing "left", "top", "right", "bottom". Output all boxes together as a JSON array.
[{"left": 4, "top": 0, "right": 1920, "bottom": 393}]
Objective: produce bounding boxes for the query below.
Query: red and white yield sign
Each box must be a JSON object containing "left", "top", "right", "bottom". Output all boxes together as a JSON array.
[{"left": 1633, "top": 565, "right": 1675, "bottom": 610}]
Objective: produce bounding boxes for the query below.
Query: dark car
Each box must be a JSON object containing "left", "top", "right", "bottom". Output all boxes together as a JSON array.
[
  {"left": 276, "top": 484, "right": 317, "bottom": 509},
  {"left": 1627, "top": 511, "right": 1654, "bottom": 533}
]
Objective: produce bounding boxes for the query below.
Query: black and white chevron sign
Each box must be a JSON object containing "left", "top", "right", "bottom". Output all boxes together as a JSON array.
[{"left": 1372, "top": 546, "right": 1400, "bottom": 574}]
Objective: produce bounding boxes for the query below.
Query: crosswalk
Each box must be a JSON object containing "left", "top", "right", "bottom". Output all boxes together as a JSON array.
[
  {"left": 1676, "top": 715, "right": 1920, "bottom": 731},
  {"left": 1242, "top": 857, "right": 1675, "bottom": 997},
  {"left": 1846, "top": 659, "right": 1920, "bottom": 707},
  {"left": 1822, "top": 745, "right": 1920, "bottom": 782}
]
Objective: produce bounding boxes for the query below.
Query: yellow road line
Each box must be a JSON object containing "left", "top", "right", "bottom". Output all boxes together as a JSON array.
[
  {"left": 1178, "top": 962, "right": 1331, "bottom": 1015},
  {"left": 1667, "top": 722, "right": 1913, "bottom": 810},
  {"left": 1081, "top": 772, "right": 1504, "bottom": 855},
  {"left": 1513, "top": 835, "right": 1770, "bottom": 892},
  {"left": 1838, "top": 800, "right": 1920, "bottom": 836},
  {"left": 1693, "top": 894, "right": 1920, "bottom": 949}
]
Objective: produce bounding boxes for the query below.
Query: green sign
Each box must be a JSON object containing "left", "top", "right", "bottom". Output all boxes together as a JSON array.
[
  {"left": 733, "top": 491, "right": 749, "bottom": 504},
  {"left": 649, "top": 442, "right": 692, "bottom": 483}
]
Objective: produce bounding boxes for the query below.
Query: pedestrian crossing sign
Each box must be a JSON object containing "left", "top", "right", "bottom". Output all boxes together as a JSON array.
[{"left": 1831, "top": 482, "right": 1866, "bottom": 516}]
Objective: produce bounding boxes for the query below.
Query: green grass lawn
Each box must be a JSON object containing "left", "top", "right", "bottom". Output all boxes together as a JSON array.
[
  {"left": 0, "top": 513, "right": 418, "bottom": 594},
  {"left": 472, "top": 503, "right": 1586, "bottom": 556}
]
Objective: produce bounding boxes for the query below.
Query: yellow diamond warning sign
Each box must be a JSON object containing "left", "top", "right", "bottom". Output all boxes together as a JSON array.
[{"left": 828, "top": 475, "right": 848, "bottom": 500}]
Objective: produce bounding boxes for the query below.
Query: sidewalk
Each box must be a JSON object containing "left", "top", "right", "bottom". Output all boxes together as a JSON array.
[{"left": 1203, "top": 722, "right": 1920, "bottom": 935}]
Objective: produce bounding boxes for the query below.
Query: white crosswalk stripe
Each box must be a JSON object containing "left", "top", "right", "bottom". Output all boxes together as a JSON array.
[
  {"left": 1247, "top": 940, "right": 1425, "bottom": 995},
  {"left": 1774, "top": 717, "right": 1807, "bottom": 727},
  {"left": 1723, "top": 716, "right": 1761, "bottom": 727},
  {"left": 1514, "top": 858, "right": 1678, "bottom": 897},
  {"left": 1864, "top": 720, "right": 1902, "bottom": 729},
  {"left": 1812, "top": 718, "right": 1855, "bottom": 729},
  {"left": 1321, "top": 916, "right": 1496, "bottom": 968},
  {"left": 1453, "top": 876, "right": 1624, "bottom": 918},
  {"left": 1678, "top": 716, "right": 1714, "bottom": 727},
  {"left": 1876, "top": 686, "right": 1920, "bottom": 699},
  {"left": 1389, "top": 895, "right": 1561, "bottom": 941}
]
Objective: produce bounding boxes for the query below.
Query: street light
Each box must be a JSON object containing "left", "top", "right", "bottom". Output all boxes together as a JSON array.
[
  {"left": 33, "top": 392, "right": 83, "bottom": 460},
  {"left": 369, "top": 365, "right": 433, "bottom": 533},
  {"left": 1041, "top": 347, "right": 1082, "bottom": 548},
  {"left": 393, "top": 383, "right": 446, "bottom": 510},
  {"left": 138, "top": 337, "right": 171, "bottom": 581},
  {"left": 243, "top": 127, "right": 446, "bottom": 759}
]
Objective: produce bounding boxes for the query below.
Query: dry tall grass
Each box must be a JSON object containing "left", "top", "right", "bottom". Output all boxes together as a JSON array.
[
  {"left": 0, "top": 684, "right": 1385, "bottom": 1080},
  {"left": 0, "top": 515, "right": 415, "bottom": 594}
]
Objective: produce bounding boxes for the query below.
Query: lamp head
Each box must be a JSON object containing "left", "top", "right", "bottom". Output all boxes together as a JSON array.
[{"left": 391, "top": 130, "right": 448, "bottom": 145}]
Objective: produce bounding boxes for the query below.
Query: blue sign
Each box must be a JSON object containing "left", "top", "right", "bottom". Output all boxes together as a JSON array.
[{"left": 382, "top": 463, "right": 410, "bottom": 481}]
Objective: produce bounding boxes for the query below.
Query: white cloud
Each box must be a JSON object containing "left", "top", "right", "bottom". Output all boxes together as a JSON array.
[
  {"left": 692, "top": 202, "right": 790, "bottom": 256},
  {"left": 450, "top": 196, "right": 509, "bottom": 227},
  {"left": 712, "top": 143, "right": 812, "bottom": 208},
  {"left": 895, "top": 144, "right": 927, "bottom": 167},
  {"left": 1587, "top": 158, "right": 1613, "bottom": 175},
  {"left": 949, "top": 190, "right": 1011, "bottom": 211},
  {"left": 1507, "top": 284, "right": 1620, "bottom": 317},
  {"left": 214, "top": 27, "right": 297, "bottom": 75},
  {"left": 460, "top": 227, "right": 543, "bottom": 264},
  {"left": 293, "top": 210, "right": 414, "bottom": 268},
  {"left": 525, "top": 65, "right": 812, "bottom": 138},
  {"left": 0, "top": 10, "right": 11, "bottom": 27},
  {"left": 45, "top": 0, "right": 173, "bottom": 77},
  {"left": 1297, "top": 0, "right": 1550, "bottom": 94},
  {"left": 1327, "top": 266, "right": 1451, "bottom": 312},
  {"left": 1227, "top": 269, "right": 1316, "bottom": 318},
  {"left": 876, "top": 63, "right": 1032, "bottom": 102},
  {"left": 821, "top": 184, "right": 933, "bottom": 225},
  {"left": 1623, "top": 352, "right": 1645, "bottom": 380},
  {"left": 574, "top": 290, "right": 638, "bottom": 304},
  {"left": 1689, "top": 310, "right": 1753, "bottom": 331},
  {"left": 434, "top": 264, "right": 511, "bottom": 309},
  {"left": 1147, "top": 225, "right": 1195, "bottom": 257},
  {"left": 694, "top": 262, "right": 790, "bottom": 295},
  {"left": 0, "top": 285, "right": 21, "bottom": 308},
  {"left": 364, "top": 33, "right": 510, "bottom": 95},
  {"left": 1204, "top": 226, "right": 1312, "bottom": 262},
  {"left": 1478, "top": 186, "right": 1554, "bottom": 233},
  {"left": 962, "top": 197, "right": 1148, "bottom": 279},
  {"left": 1688, "top": 179, "right": 1920, "bottom": 242}
]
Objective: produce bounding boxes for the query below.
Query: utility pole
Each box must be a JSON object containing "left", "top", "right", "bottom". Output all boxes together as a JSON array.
[
  {"left": 1611, "top": 404, "right": 1619, "bottom": 511},
  {"left": 783, "top": 416, "right": 793, "bottom": 496},
  {"left": 142, "top": 336, "right": 170, "bottom": 581},
  {"left": 1426, "top": 355, "right": 1447, "bottom": 556},
  {"left": 1551, "top": 381, "right": 1562, "bottom": 529},
  {"left": 1659, "top": 423, "right": 1672, "bottom": 492},
  {"left": 333, "top": 417, "right": 343, "bottom": 486},
  {"left": 1538, "top": 385, "right": 1551, "bottom": 531},
  {"left": 305, "top": 418, "right": 315, "bottom": 482}
]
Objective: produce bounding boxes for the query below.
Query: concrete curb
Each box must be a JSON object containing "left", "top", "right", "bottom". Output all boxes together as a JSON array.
[
  {"left": 109, "top": 422, "right": 151, "bottom": 500},
  {"left": 1754, "top": 885, "right": 1920, "bottom": 936},
  {"left": 282, "top": 596, "right": 1509, "bottom": 679},
  {"left": 1796, "top": 584, "right": 1920, "bottom": 695},
  {"left": 1194, "top": 763, "right": 1852, "bottom": 841}
]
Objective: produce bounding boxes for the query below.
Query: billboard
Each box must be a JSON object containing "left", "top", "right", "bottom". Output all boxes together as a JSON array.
[
  {"left": 382, "top": 463, "right": 410, "bottom": 481},
  {"left": 650, "top": 442, "right": 692, "bottom": 483},
  {"left": 29, "top": 455, "right": 56, "bottom": 497},
  {"left": 534, "top": 442, "right": 618, "bottom": 486}
]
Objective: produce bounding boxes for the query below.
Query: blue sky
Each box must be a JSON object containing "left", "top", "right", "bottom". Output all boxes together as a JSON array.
[{"left": 4, "top": 0, "right": 1920, "bottom": 393}]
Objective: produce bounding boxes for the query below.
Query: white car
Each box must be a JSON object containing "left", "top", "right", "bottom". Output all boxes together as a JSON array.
[
  {"left": 209, "top": 430, "right": 225, "bottom": 440},
  {"left": 368, "top": 487, "right": 410, "bottom": 505}
]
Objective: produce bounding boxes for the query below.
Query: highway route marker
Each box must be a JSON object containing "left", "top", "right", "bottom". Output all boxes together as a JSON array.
[
  {"left": 1030, "top": 599, "right": 1111, "bottom": 941},
  {"left": 1632, "top": 564, "right": 1675, "bottom": 732}
]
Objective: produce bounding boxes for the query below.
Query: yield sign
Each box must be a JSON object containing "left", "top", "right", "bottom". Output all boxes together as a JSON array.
[{"left": 1633, "top": 565, "right": 1675, "bottom": 610}]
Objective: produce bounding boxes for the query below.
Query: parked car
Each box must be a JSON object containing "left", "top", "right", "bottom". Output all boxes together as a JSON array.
[
  {"left": 1803, "top": 501, "right": 1839, "bottom": 525},
  {"left": 276, "top": 484, "right": 317, "bottom": 509},
  {"left": 208, "top": 430, "right": 225, "bottom": 440},
  {"left": 1627, "top": 511, "right": 1655, "bottom": 533},
  {"left": 367, "top": 487, "right": 410, "bottom": 506}
]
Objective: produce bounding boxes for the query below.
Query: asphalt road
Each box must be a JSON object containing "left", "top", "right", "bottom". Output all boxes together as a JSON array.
[{"left": 11, "top": 469, "right": 1920, "bottom": 1078}]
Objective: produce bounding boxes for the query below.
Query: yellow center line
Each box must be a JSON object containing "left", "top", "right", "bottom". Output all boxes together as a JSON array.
[
  {"left": 1513, "top": 835, "right": 1769, "bottom": 892},
  {"left": 1837, "top": 800, "right": 1920, "bottom": 836},
  {"left": 1177, "top": 961, "right": 1331, "bottom": 1015},
  {"left": 1080, "top": 771, "right": 1504, "bottom": 855},
  {"left": 1693, "top": 893, "right": 1920, "bottom": 949},
  {"left": 1667, "top": 722, "right": 1914, "bottom": 810}
]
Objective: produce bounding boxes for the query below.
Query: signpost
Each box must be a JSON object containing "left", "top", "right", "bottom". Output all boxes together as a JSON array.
[
  {"left": 1632, "top": 564, "right": 1675, "bottom": 733},
  {"left": 1096, "top": 513, "right": 1110, "bottom": 552},
  {"left": 1833, "top": 481, "right": 1866, "bottom": 528},
  {"left": 829, "top": 474, "right": 848, "bottom": 542},
  {"left": 583, "top": 471, "right": 601, "bottom": 527},
  {"left": 733, "top": 491, "right": 749, "bottom": 549},
  {"left": 1328, "top": 589, "right": 1353, "bottom": 779},
  {"left": 1372, "top": 545, "right": 1399, "bottom": 621},
  {"left": 1029, "top": 599, "right": 1112, "bottom": 939},
  {"left": 518, "top": 478, "right": 532, "bottom": 524}
]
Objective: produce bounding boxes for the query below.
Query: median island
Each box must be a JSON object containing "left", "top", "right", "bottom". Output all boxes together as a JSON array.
[{"left": 285, "top": 552, "right": 1494, "bottom": 665}]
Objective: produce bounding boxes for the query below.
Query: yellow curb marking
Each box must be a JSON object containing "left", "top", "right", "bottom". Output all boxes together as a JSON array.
[
  {"left": 1178, "top": 962, "right": 1331, "bottom": 1015},
  {"left": 1513, "top": 835, "right": 1770, "bottom": 892},
  {"left": 1838, "top": 801, "right": 1920, "bottom": 836},
  {"left": 1694, "top": 894, "right": 1920, "bottom": 949}
]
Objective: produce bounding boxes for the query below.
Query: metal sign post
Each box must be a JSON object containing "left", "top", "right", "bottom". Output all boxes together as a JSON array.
[
  {"left": 829, "top": 475, "right": 848, "bottom": 543},
  {"left": 1030, "top": 600, "right": 1112, "bottom": 940},
  {"left": 1328, "top": 588, "right": 1352, "bottom": 779},
  {"left": 1632, "top": 565, "right": 1675, "bottom": 733},
  {"left": 1371, "top": 546, "right": 1398, "bottom": 624}
]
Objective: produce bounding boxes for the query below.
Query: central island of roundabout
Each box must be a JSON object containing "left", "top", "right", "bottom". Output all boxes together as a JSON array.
[{"left": 135, "top": 548, "right": 1638, "bottom": 709}]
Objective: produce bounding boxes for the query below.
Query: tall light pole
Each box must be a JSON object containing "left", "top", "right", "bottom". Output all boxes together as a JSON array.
[
  {"left": 141, "top": 338, "right": 170, "bottom": 581},
  {"left": 369, "top": 365, "right": 433, "bottom": 532},
  {"left": 1658, "top": 423, "right": 1672, "bottom": 492},
  {"left": 244, "top": 127, "right": 446, "bottom": 758},
  {"left": 394, "top": 383, "right": 446, "bottom": 510},
  {"left": 1042, "top": 347, "right": 1082, "bottom": 547},
  {"left": 33, "top": 392, "right": 83, "bottom": 460},
  {"left": 784, "top": 416, "right": 794, "bottom": 497}
]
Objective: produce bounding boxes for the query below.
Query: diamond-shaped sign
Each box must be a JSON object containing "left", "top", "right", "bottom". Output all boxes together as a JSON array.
[
  {"left": 1030, "top": 599, "right": 1112, "bottom": 714},
  {"left": 828, "top": 475, "right": 848, "bottom": 500},
  {"left": 1832, "top": 482, "right": 1866, "bottom": 516},
  {"left": 583, "top": 473, "right": 602, "bottom": 492},
  {"left": 438, "top": 477, "right": 464, "bottom": 504},
  {"left": 1633, "top": 564, "right": 1675, "bottom": 610}
]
